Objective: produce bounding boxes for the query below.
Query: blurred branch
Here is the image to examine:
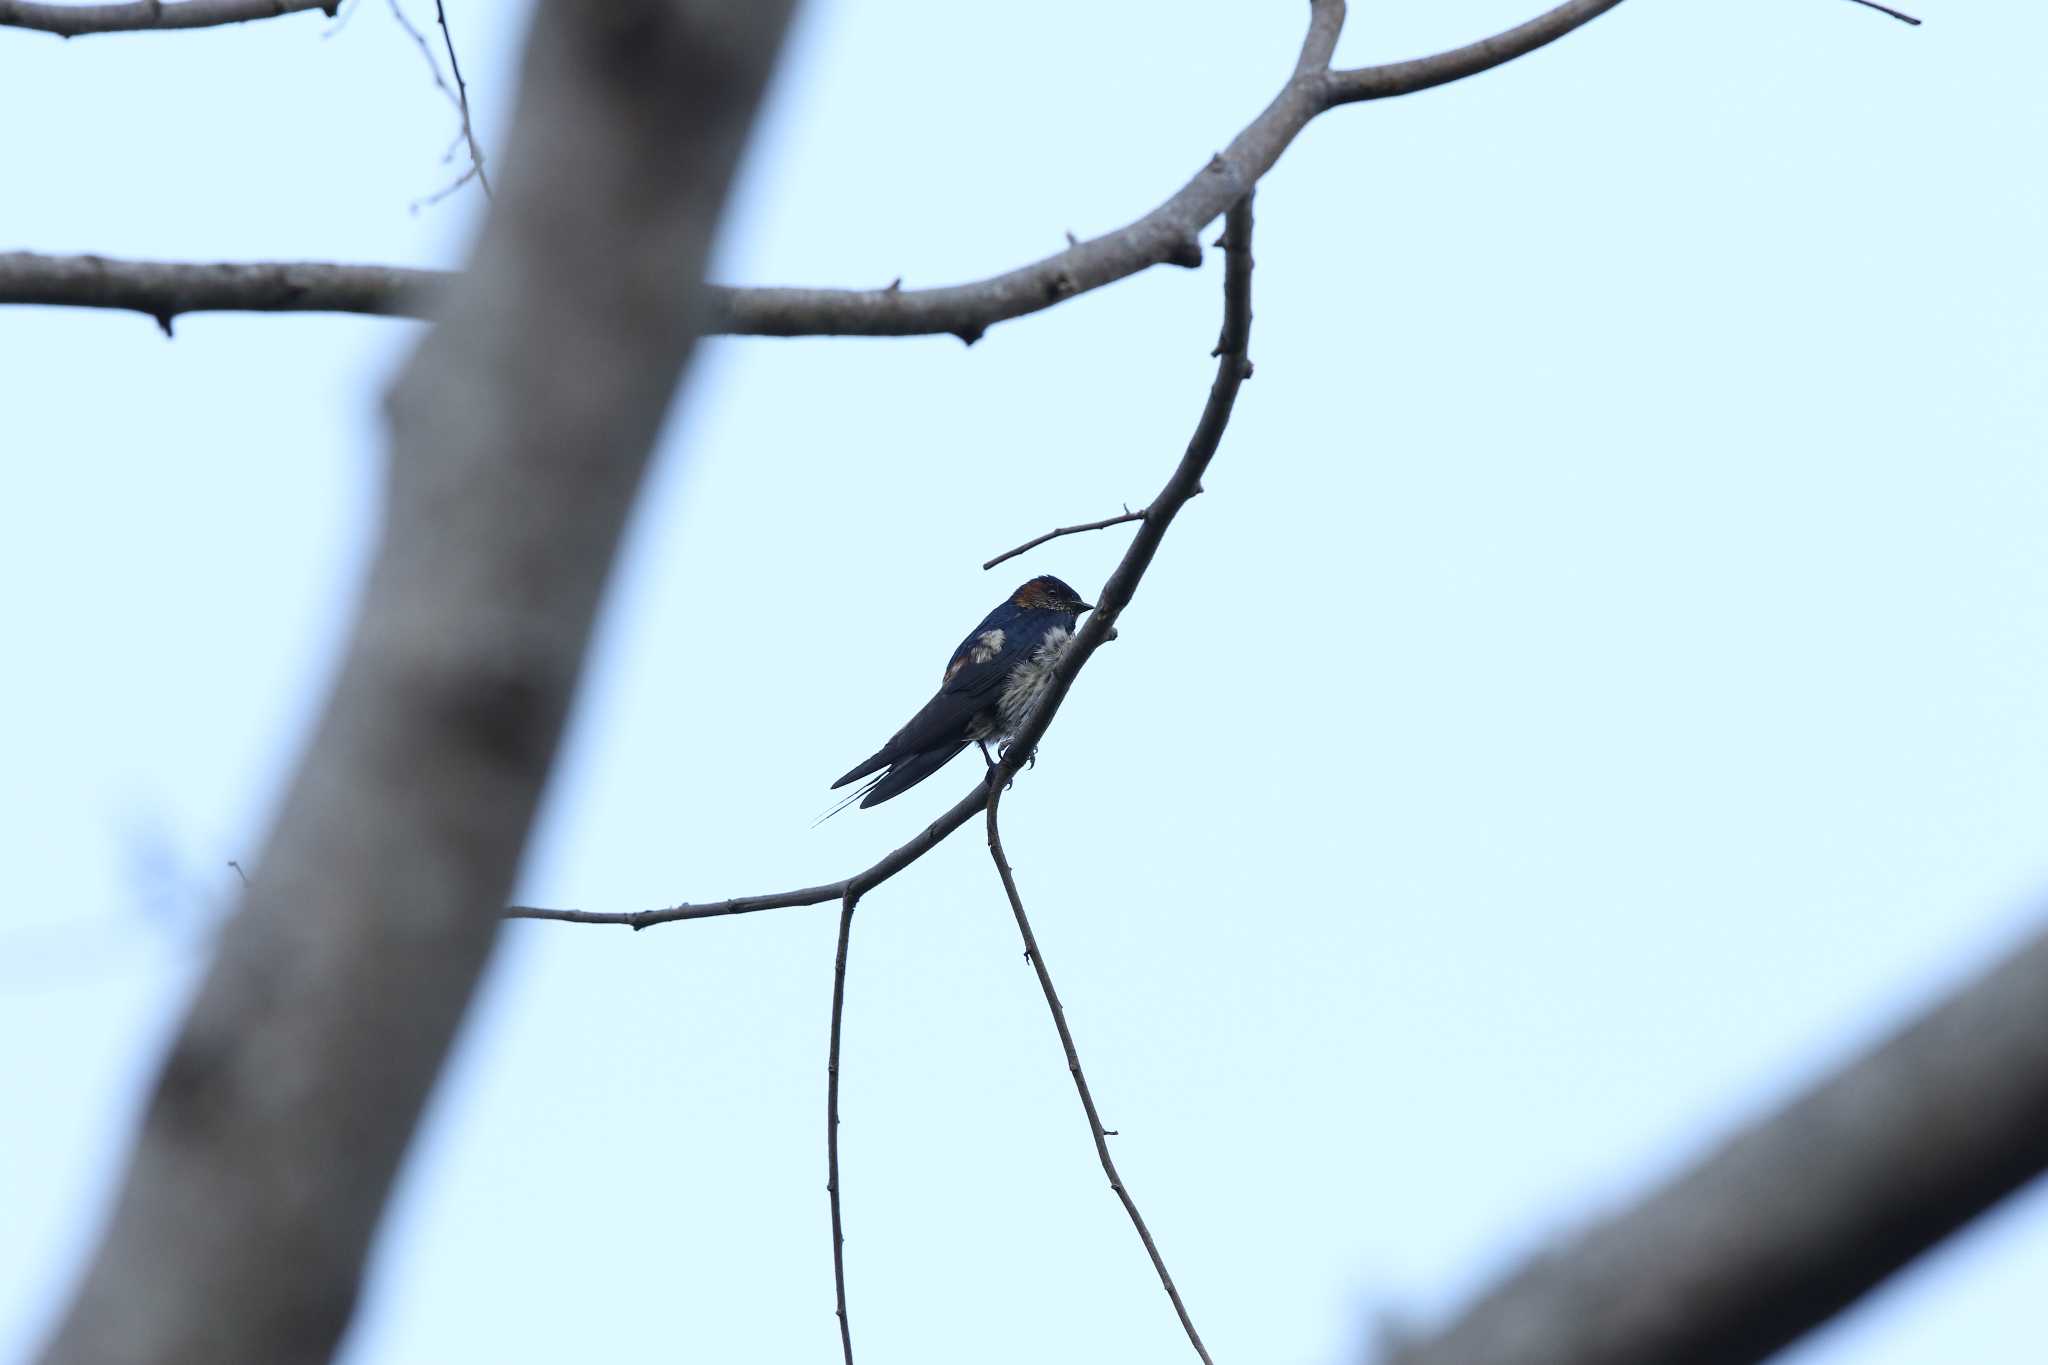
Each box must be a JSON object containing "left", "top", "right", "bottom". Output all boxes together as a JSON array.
[
  {"left": 0, "top": 0, "right": 335, "bottom": 35},
  {"left": 1385, "top": 921, "right": 2048, "bottom": 1365},
  {"left": 385, "top": 0, "right": 492, "bottom": 204},
  {"left": 33, "top": 3, "right": 796, "bottom": 1363},
  {"left": 0, "top": 0, "right": 1637, "bottom": 335},
  {"left": 432, "top": 1, "right": 491, "bottom": 198}
]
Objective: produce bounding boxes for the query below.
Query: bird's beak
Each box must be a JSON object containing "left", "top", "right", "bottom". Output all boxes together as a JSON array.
[{"left": 1076, "top": 600, "right": 1095, "bottom": 613}]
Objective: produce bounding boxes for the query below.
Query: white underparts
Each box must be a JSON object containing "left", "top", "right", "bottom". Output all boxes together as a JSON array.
[{"left": 995, "top": 626, "right": 1072, "bottom": 740}]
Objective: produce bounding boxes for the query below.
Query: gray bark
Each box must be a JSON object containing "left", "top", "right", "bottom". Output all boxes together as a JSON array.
[{"left": 35, "top": 3, "right": 797, "bottom": 1362}]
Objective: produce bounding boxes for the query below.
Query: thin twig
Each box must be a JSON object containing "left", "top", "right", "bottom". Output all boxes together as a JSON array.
[
  {"left": 507, "top": 782, "right": 989, "bottom": 929},
  {"left": 1840, "top": 0, "right": 1921, "bottom": 24},
  {"left": 433, "top": 0, "right": 492, "bottom": 198},
  {"left": 384, "top": 0, "right": 457, "bottom": 107},
  {"left": 985, "top": 782, "right": 1213, "bottom": 1364},
  {"left": 826, "top": 892, "right": 857, "bottom": 1365},
  {"left": 983, "top": 506, "right": 1149, "bottom": 571},
  {"left": 410, "top": 164, "right": 479, "bottom": 215}
]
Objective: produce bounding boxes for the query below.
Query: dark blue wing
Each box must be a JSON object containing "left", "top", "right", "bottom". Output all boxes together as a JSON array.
[{"left": 830, "top": 606, "right": 1041, "bottom": 791}]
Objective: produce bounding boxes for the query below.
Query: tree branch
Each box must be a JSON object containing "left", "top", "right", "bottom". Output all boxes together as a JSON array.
[
  {"left": 432, "top": 0, "right": 491, "bottom": 199},
  {"left": 0, "top": 0, "right": 1638, "bottom": 336},
  {"left": 1322, "top": 0, "right": 1628, "bottom": 106},
  {"left": 0, "top": 252, "right": 437, "bottom": 334},
  {"left": 1386, "top": 920, "right": 2048, "bottom": 1365},
  {"left": 511, "top": 189, "right": 1256, "bottom": 938},
  {"left": 986, "top": 782, "right": 1213, "bottom": 1363},
  {"left": 32, "top": 3, "right": 797, "bottom": 1362},
  {"left": 0, "top": 0, "right": 335, "bottom": 37},
  {"left": 1841, "top": 0, "right": 1920, "bottom": 24},
  {"left": 983, "top": 504, "right": 1163, "bottom": 573},
  {"left": 826, "top": 893, "right": 857, "bottom": 1365}
]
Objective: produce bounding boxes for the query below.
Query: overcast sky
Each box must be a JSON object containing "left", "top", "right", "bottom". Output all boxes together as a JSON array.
[{"left": 5, "top": 2, "right": 2045, "bottom": 1362}]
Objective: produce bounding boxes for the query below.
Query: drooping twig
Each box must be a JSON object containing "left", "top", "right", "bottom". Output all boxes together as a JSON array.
[
  {"left": 432, "top": 1, "right": 492, "bottom": 198},
  {"left": 826, "top": 893, "right": 857, "bottom": 1365},
  {"left": 386, "top": 0, "right": 491, "bottom": 205},
  {"left": 985, "top": 783, "right": 1213, "bottom": 1363},
  {"left": 0, "top": 0, "right": 1638, "bottom": 333},
  {"left": 0, "top": 0, "right": 336, "bottom": 36},
  {"left": 385, "top": 0, "right": 458, "bottom": 108}
]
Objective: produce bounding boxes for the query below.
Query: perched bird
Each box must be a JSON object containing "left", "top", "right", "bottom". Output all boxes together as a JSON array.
[{"left": 829, "top": 575, "right": 1095, "bottom": 810}]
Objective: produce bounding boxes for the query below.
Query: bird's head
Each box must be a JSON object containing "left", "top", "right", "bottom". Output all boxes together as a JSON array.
[{"left": 1011, "top": 575, "right": 1094, "bottom": 616}]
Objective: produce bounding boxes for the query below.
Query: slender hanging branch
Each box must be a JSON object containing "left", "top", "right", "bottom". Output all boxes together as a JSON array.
[
  {"left": 432, "top": 0, "right": 492, "bottom": 199},
  {"left": 825, "top": 894, "right": 857, "bottom": 1365},
  {"left": 986, "top": 784, "right": 1213, "bottom": 1364}
]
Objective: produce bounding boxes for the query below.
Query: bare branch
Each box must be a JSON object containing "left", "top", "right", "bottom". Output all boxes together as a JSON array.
[
  {"left": 826, "top": 894, "right": 857, "bottom": 1365},
  {"left": 32, "top": 3, "right": 797, "bottom": 1362},
  {"left": 958, "top": 215, "right": 1254, "bottom": 1359},
  {"left": 0, "top": 0, "right": 336, "bottom": 36},
  {"left": 513, "top": 189, "right": 1256, "bottom": 941},
  {"left": 1387, "top": 920, "right": 2048, "bottom": 1365},
  {"left": 1322, "top": 0, "right": 1630, "bottom": 106},
  {"left": 506, "top": 782, "right": 990, "bottom": 930},
  {"left": 0, "top": 251, "right": 437, "bottom": 329},
  {"left": 433, "top": 0, "right": 491, "bottom": 198},
  {"left": 983, "top": 506, "right": 1151, "bottom": 572},
  {"left": 0, "top": 2, "right": 1645, "bottom": 336},
  {"left": 1840, "top": 0, "right": 1920, "bottom": 24},
  {"left": 385, "top": 0, "right": 456, "bottom": 107},
  {"left": 986, "top": 783, "right": 1213, "bottom": 1363},
  {"left": 1295, "top": 0, "right": 1345, "bottom": 77}
]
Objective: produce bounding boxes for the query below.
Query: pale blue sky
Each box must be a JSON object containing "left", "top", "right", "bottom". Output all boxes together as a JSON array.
[{"left": 4, "top": 2, "right": 2045, "bottom": 1362}]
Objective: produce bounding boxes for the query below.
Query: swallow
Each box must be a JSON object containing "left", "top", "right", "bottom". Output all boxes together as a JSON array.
[{"left": 829, "top": 575, "right": 1095, "bottom": 810}]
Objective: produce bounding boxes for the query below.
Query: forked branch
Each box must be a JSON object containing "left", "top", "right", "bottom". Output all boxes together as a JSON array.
[{"left": 0, "top": 0, "right": 1631, "bottom": 334}]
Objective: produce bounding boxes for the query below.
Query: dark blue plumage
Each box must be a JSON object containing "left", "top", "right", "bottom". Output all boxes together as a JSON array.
[{"left": 831, "top": 575, "right": 1094, "bottom": 810}]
